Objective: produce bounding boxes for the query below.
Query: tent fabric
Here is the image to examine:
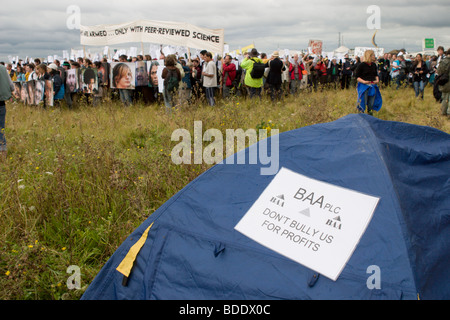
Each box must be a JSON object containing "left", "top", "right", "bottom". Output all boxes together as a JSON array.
[
  {"left": 334, "top": 46, "right": 350, "bottom": 53},
  {"left": 81, "top": 114, "right": 450, "bottom": 300}
]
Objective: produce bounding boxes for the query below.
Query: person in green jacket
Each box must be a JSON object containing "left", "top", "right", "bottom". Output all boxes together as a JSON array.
[
  {"left": 240, "top": 48, "right": 264, "bottom": 99},
  {"left": 0, "top": 63, "right": 15, "bottom": 159}
]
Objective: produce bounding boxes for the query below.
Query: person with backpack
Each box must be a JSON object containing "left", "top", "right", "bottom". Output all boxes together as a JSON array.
[
  {"left": 436, "top": 49, "right": 450, "bottom": 116},
  {"left": 162, "top": 54, "right": 181, "bottom": 112},
  {"left": 240, "top": 48, "right": 265, "bottom": 99},
  {"left": 201, "top": 52, "right": 217, "bottom": 106}
]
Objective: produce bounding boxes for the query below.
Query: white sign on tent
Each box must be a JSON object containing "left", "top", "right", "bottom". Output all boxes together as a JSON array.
[{"left": 235, "top": 167, "right": 379, "bottom": 281}]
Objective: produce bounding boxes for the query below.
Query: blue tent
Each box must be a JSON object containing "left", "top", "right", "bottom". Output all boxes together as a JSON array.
[{"left": 81, "top": 114, "right": 450, "bottom": 300}]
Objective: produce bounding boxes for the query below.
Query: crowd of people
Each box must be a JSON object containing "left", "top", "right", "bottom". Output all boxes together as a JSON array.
[{"left": 1, "top": 45, "right": 450, "bottom": 158}]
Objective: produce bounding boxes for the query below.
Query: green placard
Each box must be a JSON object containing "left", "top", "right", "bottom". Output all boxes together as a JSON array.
[{"left": 424, "top": 38, "right": 435, "bottom": 49}]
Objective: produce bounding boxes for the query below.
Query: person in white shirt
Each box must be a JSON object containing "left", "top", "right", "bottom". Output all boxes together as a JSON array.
[
  {"left": 26, "top": 63, "right": 38, "bottom": 81},
  {"left": 436, "top": 46, "right": 445, "bottom": 73},
  {"left": 202, "top": 52, "right": 217, "bottom": 106}
]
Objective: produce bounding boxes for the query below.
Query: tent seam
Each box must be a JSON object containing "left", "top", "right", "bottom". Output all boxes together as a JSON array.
[{"left": 356, "top": 115, "right": 419, "bottom": 296}]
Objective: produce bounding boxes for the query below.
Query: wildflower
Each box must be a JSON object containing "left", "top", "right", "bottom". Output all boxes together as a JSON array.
[
  {"left": 61, "top": 247, "right": 66, "bottom": 251},
  {"left": 5, "top": 271, "right": 10, "bottom": 276},
  {"left": 28, "top": 245, "right": 33, "bottom": 248}
]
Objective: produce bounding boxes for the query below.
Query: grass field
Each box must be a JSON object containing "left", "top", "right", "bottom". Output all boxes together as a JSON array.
[{"left": 0, "top": 85, "right": 448, "bottom": 299}]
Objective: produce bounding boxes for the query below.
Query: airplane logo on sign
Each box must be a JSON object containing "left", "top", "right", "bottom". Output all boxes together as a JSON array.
[{"left": 270, "top": 194, "right": 285, "bottom": 207}]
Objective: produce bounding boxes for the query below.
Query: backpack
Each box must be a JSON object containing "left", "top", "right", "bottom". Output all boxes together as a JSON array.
[
  {"left": 250, "top": 58, "right": 266, "bottom": 79},
  {"left": 234, "top": 66, "right": 243, "bottom": 88},
  {"left": 405, "top": 60, "right": 413, "bottom": 74},
  {"left": 436, "top": 59, "right": 450, "bottom": 86},
  {"left": 165, "top": 68, "right": 179, "bottom": 92},
  {"left": 436, "top": 73, "right": 449, "bottom": 86}
]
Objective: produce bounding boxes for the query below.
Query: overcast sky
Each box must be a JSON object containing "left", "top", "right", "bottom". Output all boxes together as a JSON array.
[{"left": 1, "top": 0, "right": 450, "bottom": 62}]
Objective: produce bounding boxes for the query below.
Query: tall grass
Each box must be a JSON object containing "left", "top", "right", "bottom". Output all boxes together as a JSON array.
[{"left": 0, "top": 85, "right": 448, "bottom": 299}]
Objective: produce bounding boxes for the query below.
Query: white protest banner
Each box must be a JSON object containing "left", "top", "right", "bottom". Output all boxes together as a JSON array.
[
  {"left": 235, "top": 167, "right": 379, "bottom": 281},
  {"left": 354, "top": 47, "right": 385, "bottom": 59},
  {"left": 308, "top": 40, "right": 323, "bottom": 55},
  {"left": 223, "top": 44, "right": 229, "bottom": 55},
  {"left": 156, "top": 64, "right": 165, "bottom": 93},
  {"left": 80, "top": 19, "right": 224, "bottom": 54},
  {"left": 162, "top": 45, "right": 175, "bottom": 56}
]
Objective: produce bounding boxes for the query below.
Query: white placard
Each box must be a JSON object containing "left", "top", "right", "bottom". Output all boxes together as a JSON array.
[
  {"left": 234, "top": 167, "right": 380, "bottom": 281},
  {"left": 354, "top": 47, "right": 385, "bottom": 59}
]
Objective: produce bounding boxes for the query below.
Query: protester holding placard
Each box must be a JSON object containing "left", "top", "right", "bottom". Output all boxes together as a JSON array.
[
  {"left": 48, "top": 63, "right": 65, "bottom": 106},
  {"left": 25, "top": 63, "right": 37, "bottom": 81},
  {"left": 114, "top": 55, "right": 134, "bottom": 106},
  {"left": 16, "top": 66, "right": 26, "bottom": 82},
  {"left": 36, "top": 64, "right": 50, "bottom": 81}
]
